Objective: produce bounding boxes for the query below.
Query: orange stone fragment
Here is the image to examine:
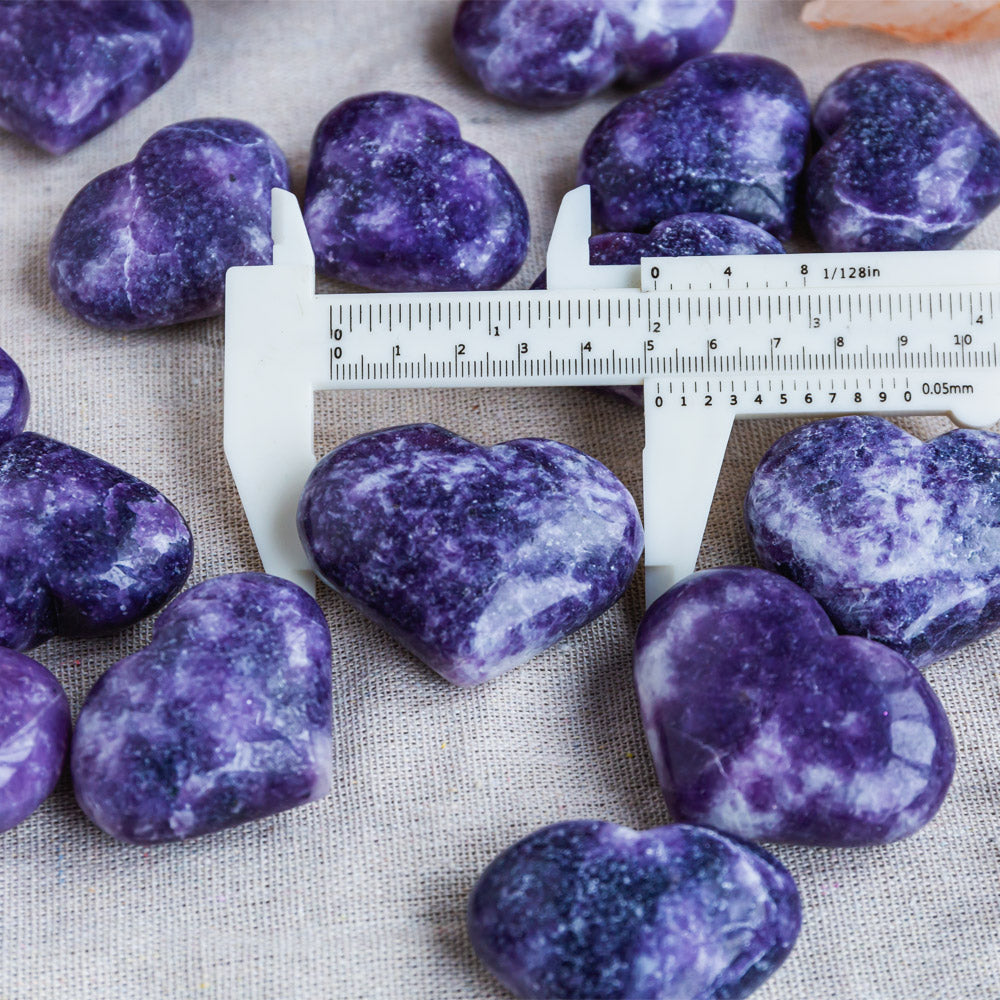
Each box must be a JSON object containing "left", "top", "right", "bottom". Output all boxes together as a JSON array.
[{"left": 802, "top": 0, "right": 1000, "bottom": 42}]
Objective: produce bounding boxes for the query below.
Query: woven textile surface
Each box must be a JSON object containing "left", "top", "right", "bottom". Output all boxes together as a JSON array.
[{"left": 1, "top": 1, "right": 999, "bottom": 997}]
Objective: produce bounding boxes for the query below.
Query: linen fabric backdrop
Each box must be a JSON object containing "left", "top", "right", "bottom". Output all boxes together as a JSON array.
[{"left": 1, "top": 2, "right": 998, "bottom": 997}]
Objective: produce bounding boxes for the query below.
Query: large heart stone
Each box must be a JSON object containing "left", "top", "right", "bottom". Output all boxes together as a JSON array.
[
  {"left": 468, "top": 820, "right": 800, "bottom": 1000},
  {"left": 807, "top": 60, "right": 1000, "bottom": 251},
  {"left": 49, "top": 118, "right": 290, "bottom": 330},
  {"left": 635, "top": 567, "right": 955, "bottom": 846},
  {"left": 578, "top": 53, "right": 810, "bottom": 237},
  {"left": 0, "top": 649, "right": 71, "bottom": 833},
  {"left": 746, "top": 415, "right": 1000, "bottom": 666},
  {"left": 72, "top": 573, "right": 333, "bottom": 844},
  {"left": 0, "top": 431, "right": 193, "bottom": 651},
  {"left": 0, "top": 348, "right": 191, "bottom": 650},
  {"left": 303, "top": 92, "right": 529, "bottom": 292},
  {"left": 297, "top": 424, "right": 643, "bottom": 686},
  {"left": 453, "top": 0, "right": 734, "bottom": 108},
  {"left": 0, "top": 1, "right": 192, "bottom": 154}
]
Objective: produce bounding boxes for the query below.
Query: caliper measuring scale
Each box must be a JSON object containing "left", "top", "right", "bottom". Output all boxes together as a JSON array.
[{"left": 224, "top": 186, "right": 1000, "bottom": 604}]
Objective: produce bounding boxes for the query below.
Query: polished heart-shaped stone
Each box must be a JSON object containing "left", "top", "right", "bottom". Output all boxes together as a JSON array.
[
  {"left": 0, "top": 431, "right": 193, "bottom": 651},
  {"left": 0, "top": 649, "right": 71, "bottom": 833},
  {"left": 453, "top": 0, "right": 734, "bottom": 108},
  {"left": 0, "top": 348, "right": 190, "bottom": 649},
  {"left": 468, "top": 820, "right": 800, "bottom": 1000},
  {"left": 49, "top": 118, "right": 290, "bottom": 330},
  {"left": 297, "top": 424, "right": 643, "bottom": 686},
  {"left": 579, "top": 53, "right": 810, "bottom": 237},
  {"left": 303, "top": 92, "right": 529, "bottom": 292},
  {"left": 72, "top": 573, "right": 332, "bottom": 844},
  {"left": 807, "top": 60, "right": 1000, "bottom": 251},
  {"left": 635, "top": 567, "right": 955, "bottom": 846},
  {"left": 0, "top": 1, "right": 192, "bottom": 154},
  {"left": 746, "top": 416, "right": 1000, "bottom": 666}
]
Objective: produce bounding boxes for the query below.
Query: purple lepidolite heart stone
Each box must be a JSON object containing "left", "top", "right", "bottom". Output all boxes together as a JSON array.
[
  {"left": 0, "top": 347, "right": 191, "bottom": 648},
  {"left": 578, "top": 53, "right": 810, "bottom": 238},
  {"left": 297, "top": 424, "right": 643, "bottom": 686},
  {"left": 746, "top": 415, "right": 1000, "bottom": 667},
  {"left": 49, "top": 118, "right": 290, "bottom": 330},
  {"left": 304, "top": 92, "right": 529, "bottom": 292},
  {"left": 0, "top": 649, "right": 71, "bottom": 832},
  {"left": 468, "top": 819, "right": 801, "bottom": 1000},
  {"left": 635, "top": 568, "right": 955, "bottom": 846},
  {"left": 453, "top": 0, "right": 734, "bottom": 108},
  {"left": 807, "top": 60, "right": 1000, "bottom": 251},
  {"left": 72, "top": 573, "right": 332, "bottom": 844},
  {"left": 0, "top": 1, "right": 192, "bottom": 154},
  {"left": 0, "top": 431, "right": 194, "bottom": 650},
  {"left": 532, "top": 212, "right": 784, "bottom": 405}
]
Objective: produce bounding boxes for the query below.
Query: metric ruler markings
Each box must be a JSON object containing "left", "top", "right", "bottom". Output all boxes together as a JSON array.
[
  {"left": 324, "top": 285, "right": 998, "bottom": 389},
  {"left": 226, "top": 185, "right": 1000, "bottom": 599}
]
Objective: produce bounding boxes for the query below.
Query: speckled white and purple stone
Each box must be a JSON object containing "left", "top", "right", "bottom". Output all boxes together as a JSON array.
[
  {"left": 0, "top": 649, "right": 70, "bottom": 833},
  {"left": 0, "top": 347, "right": 29, "bottom": 445},
  {"left": 453, "top": 0, "right": 734, "bottom": 109},
  {"left": 0, "top": 432, "right": 193, "bottom": 651},
  {"left": 72, "top": 573, "right": 332, "bottom": 844},
  {"left": 303, "top": 92, "right": 529, "bottom": 292},
  {"left": 297, "top": 424, "right": 643, "bottom": 686},
  {"left": 747, "top": 416, "right": 1000, "bottom": 667},
  {"left": 49, "top": 118, "right": 290, "bottom": 331},
  {"left": 0, "top": 1, "right": 192, "bottom": 154},
  {"left": 468, "top": 820, "right": 801, "bottom": 1000},
  {"left": 635, "top": 568, "right": 955, "bottom": 846},
  {"left": 807, "top": 61, "right": 1000, "bottom": 252},
  {"left": 532, "top": 213, "right": 784, "bottom": 405},
  {"left": 579, "top": 53, "right": 809, "bottom": 238}
]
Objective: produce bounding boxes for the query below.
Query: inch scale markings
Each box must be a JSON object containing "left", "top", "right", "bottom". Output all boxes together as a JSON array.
[{"left": 225, "top": 187, "right": 1000, "bottom": 602}]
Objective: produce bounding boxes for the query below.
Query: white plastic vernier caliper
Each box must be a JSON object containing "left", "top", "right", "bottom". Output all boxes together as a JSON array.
[{"left": 224, "top": 186, "right": 1000, "bottom": 605}]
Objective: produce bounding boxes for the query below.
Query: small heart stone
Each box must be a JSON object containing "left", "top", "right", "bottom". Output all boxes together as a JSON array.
[
  {"left": 635, "top": 567, "right": 955, "bottom": 846},
  {"left": 303, "top": 92, "right": 529, "bottom": 291},
  {"left": 807, "top": 60, "right": 1000, "bottom": 251},
  {"left": 468, "top": 819, "right": 801, "bottom": 1000},
  {"left": 578, "top": 53, "right": 810, "bottom": 238},
  {"left": 0, "top": 649, "right": 71, "bottom": 833},
  {"left": 297, "top": 424, "right": 643, "bottom": 686},
  {"left": 0, "top": 1, "right": 192, "bottom": 154},
  {"left": 453, "top": 0, "right": 734, "bottom": 108},
  {"left": 0, "top": 349, "right": 191, "bottom": 650},
  {"left": 746, "top": 415, "right": 1000, "bottom": 666},
  {"left": 49, "top": 118, "right": 290, "bottom": 330},
  {"left": 72, "top": 573, "right": 332, "bottom": 844}
]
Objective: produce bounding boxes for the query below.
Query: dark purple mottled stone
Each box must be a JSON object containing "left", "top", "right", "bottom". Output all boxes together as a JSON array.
[
  {"left": 304, "top": 92, "right": 529, "bottom": 292},
  {"left": 453, "top": 0, "right": 734, "bottom": 108},
  {"left": 0, "top": 1, "right": 192, "bottom": 154},
  {"left": 72, "top": 573, "right": 332, "bottom": 844},
  {"left": 468, "top": 820, "right": 800, "bottom": 1000},
  {"left": 297, "top": 424, "right": 642, "bottom": 686},
  {"left": 0, "top": 649, "right": 70, "bottom": 832},
  {"left": 49, "top": 118, "right": 290, "bottom": 331},
  {"left": 807, "top": 61, "right": 1000, "bottom": 252},
  {"left": 635, "top": 568, "right": 955, "bottom": 846},
  {"left": 0, "top": 347, "right": 29, "bottom": 446},
  {"left": 534, "top": 213, "right": 783, "bottom": 405},
  {"left": 579, "top": 53, "right": 810, "bottom": 238},
  {"left": 747, "top": 416, "right": 1000, "bottom": 667},
  {"left": 0, "top": 432, "right": 192, "bottom": 651}
]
